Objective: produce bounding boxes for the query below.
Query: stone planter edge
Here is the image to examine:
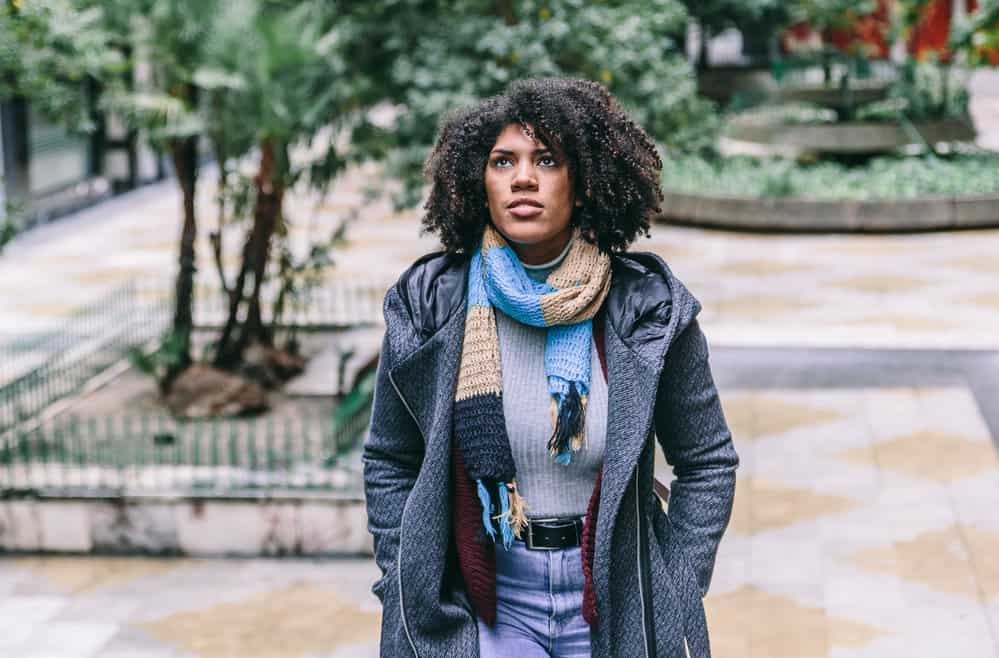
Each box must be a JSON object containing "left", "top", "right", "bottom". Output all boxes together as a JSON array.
[
  {"left": 659, "top": 190, "right": 999, "bottom": 231},
  {"left": 0, "top": 494, "right": 372, "bottom": 557}
]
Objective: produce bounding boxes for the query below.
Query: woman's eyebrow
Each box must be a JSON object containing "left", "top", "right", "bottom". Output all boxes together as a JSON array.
[{"left": 490, "top": 147, "right": 553, "bottom": 155}]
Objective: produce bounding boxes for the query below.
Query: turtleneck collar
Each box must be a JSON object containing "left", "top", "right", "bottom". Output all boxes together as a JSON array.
[{"left": 521, "top": 234, "right": 573, "bottom": 282}]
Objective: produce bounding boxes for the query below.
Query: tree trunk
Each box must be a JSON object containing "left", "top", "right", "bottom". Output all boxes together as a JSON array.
[
  {"left": 165, "top": 134, "right": 199, "bottom": 390},
  {"left": 85, "top": 77, "right": 105, "bottom": 179},
  {"left": 698, "top": 25, "right": 711, "bottom": 72},
  {"left": 213, "top": 137, "right": 285, "bottom": 368},
  {"left": 495, "top": 0, "right": 516, "bottom": 25},
  {"left": 0, "top": 96, "right": 31, "bottom": 210}
]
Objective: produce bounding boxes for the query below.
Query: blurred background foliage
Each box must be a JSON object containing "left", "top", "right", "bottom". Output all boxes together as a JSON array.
[
  {"left": 0, "top": 0, "right": 717, "bottom": 385},
  {"left": 3, "top": 0, "right": 718, "bottom": 199},
  {"left": 361, "top": 0, "right": 718, "bottom": 207},
  {"left": 4, "top": 0, "right": 999, "bottom": 248}
]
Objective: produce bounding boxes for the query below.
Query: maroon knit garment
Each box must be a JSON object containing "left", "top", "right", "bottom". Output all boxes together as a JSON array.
[
  {"left": 452, "top": 440, "right": 497, "bottom": 624},
  {"left": 453, "top": 309, "right": 608, "bottom": 629}
]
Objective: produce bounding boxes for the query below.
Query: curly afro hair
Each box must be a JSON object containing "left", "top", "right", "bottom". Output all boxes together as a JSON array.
[{"left": 421, "top": 77, "right": 664, "bottom": 256}]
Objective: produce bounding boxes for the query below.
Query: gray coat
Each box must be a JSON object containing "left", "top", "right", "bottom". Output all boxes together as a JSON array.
[{"left": 363, "top": 250, "right": 739, "bottom": 658}]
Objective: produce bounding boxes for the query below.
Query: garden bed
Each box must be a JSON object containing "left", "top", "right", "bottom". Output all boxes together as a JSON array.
[
  {"left": 696, "top": 65, "right": 778, "bottom": 104},
  {"left": 659, "top": 152, "right": 999, "bottom": 231},
  {"left": 773, "top": 80, "right": 892, "bottom": 110},
  {"left": 0, "top": 328, "right": 377, "bottom": 497},
  {"left": 723, "top": 115, "right": 976, "bottom": 154}
]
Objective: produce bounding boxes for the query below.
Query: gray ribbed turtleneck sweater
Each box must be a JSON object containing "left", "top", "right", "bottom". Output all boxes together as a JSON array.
[{"left": 494, "top": 239, "right": 607, "bottom": 519}]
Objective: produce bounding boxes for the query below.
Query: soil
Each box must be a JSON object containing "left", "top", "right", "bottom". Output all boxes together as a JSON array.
[{"left": 69, "top": 330, "right": 339, "bottom": 420}]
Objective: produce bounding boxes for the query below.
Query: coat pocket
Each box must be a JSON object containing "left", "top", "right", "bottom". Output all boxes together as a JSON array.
[
  {"left": 371, "top": 564, "right": 394, "bottom": 604},
  {"left": 654, "top": 509, "right": 711, "bottom": 658},
  {"left": 370, "top": 562, "right": 408, "bottom": 657}
]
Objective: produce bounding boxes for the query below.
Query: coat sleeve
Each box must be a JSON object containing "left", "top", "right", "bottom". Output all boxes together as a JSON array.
[
  {"left": 362, "top": 285, "right": 425, "bottom": 606},
  {"left": 654, "top": 318, "right": 739, "bottom": 597}
]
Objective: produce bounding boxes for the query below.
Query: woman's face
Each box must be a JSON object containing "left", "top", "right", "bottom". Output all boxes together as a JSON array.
[{"left": 484, "top": 122, "right": 579, "bottom": 263}]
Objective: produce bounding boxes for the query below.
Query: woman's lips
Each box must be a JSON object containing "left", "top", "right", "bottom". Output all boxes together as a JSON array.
[{"left": 508, "top": 205, "right": 544, "bottom": 218}]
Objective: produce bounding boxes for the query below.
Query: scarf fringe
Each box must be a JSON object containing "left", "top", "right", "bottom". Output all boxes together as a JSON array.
[
  {"left": 495, "top": 481, "right": 529, "bottom": 549},
  {"left": 476, "top": 480, "right": 496, "bottom": 542},
  {"left": 475, "top": 479, "right": 529, "bottom": 549},
  {"left": 506, "top": 480, "right": 528, "bottom": 539},
  {"left": 497, "top": 484, "right": 514, "bottom": 548},
  {"left": 573, "top": 394, "right": 588, "bottom": 451},
  {"left": 548, "top": 383, "right": 586, "bottom": 465}
]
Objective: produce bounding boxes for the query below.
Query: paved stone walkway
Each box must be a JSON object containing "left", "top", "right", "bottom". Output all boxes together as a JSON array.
[
  {"left": 4, "top": 162, "right": 999, "bottom": 352},
  {"left": 0, "top": 556, "right": 381, "bottom": 658},
  {"left": 1, "top": 383, "right": 996, "bottom": 657}
]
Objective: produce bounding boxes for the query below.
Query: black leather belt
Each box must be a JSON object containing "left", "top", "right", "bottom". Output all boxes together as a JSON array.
[{"left": 516, "top": 517, "right": 584, "bottom": 550}]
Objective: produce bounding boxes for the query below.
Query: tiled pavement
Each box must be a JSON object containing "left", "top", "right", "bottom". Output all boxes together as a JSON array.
[
  {"left": 705, "top": 386, "right": 999, "bottom": 658},
  {"left": 3, "top": 77, "right": 999, "bottom": 658},
  {"left": 4, "top": 163, "right": 999, "bottom": 354},
  {"left": 0, "top": 556, "right": 382, "bottom": 658},
  {"left": 1, "top": 384, "right": 996, "bottom": 657}
]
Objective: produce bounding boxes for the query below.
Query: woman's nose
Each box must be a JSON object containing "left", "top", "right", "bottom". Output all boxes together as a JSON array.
[{"left": 512, "top": 162, "right": 537, "bottom": 189}]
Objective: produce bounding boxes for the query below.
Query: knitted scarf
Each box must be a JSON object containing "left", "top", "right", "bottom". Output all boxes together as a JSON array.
[{"left": 454, "top": 224, "right": 611, "bottom": 549}]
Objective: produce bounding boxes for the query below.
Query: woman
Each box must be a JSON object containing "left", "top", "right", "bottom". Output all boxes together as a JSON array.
[{"left": 363, "top": 77, "right": 738, "bottom": 658}]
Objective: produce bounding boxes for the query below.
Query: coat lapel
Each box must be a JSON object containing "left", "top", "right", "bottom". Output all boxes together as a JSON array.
[
  {"left": 389, "top": 302, "right": 466, "bottom": 449},
  {"left": 388, "top": 301, "right": 468, "bottom": 632},
  {"left": 593, "top": 315, "right": 663, "bottom": 605}
]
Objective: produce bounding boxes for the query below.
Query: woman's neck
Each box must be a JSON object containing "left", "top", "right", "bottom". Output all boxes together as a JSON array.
[
  {"left": 508, "top": 226, "right": 573, "bottom": 266},
  {"left": 521, "top": 233, "right": 573, "bottom": 271}
]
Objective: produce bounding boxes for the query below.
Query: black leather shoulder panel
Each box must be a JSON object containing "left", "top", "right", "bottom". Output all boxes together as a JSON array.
[{"left": 394, "top": 251, "right": 469, "bottom": 341}]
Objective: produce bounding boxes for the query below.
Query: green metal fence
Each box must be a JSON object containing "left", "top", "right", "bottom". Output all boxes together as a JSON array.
[
  {"left": 178, "top": 277, "right": 389, "bottom": 331},
  {"left": 0, "top": 371, "right": 373, "bottom": 496},
  {"left": 0, "top": 282, "right": 168, "bottom": 436},
  {"left": 0, "top": 277, "right": 382, "bottom": 497}
]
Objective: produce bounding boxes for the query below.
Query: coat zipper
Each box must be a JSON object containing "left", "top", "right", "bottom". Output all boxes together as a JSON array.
[
  {"left": 635, "top": 473, "right": 652, "bottom": 658},
  {"left": 387, "top": 370, "right": 421, "bottom": 658}
]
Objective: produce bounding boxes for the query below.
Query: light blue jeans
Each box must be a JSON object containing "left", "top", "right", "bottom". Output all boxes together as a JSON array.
[{"left": 477, "top": 539, "right": 592, "bottom": 658}]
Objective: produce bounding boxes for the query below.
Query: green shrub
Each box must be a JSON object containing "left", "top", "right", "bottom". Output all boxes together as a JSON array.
[{"left": 663, "top": 151, "right": 999, "bottom": 200}]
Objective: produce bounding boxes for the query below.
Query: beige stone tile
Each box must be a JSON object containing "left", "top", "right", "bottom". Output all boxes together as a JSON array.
[
  {"left": 20, "top": 253, "right": 89, "bottom": 266},
  {"left": 836, "top": 314, "right": 960, "bottom": 331},
  {"left": 829, "top": 274, "right": 929, "bottom": 294},
  {"left": 963, "top": 291, "right": 999, "bottom": 311},
  {"left": 126, "top": 239, "right": 179, "bottom": 252},
  {"left": 821, "top": 240, "right": 913, "bottom": 257},
  {"left": 840, "top": 430, "right": 999, "bottom": 484},
  {"left": 726, "top": 477, "right": 753, "bottom": 536},
  {"left": 850, "top": 526, "right": 984, "bottom": 600},
  {"left": 71, "top": 267, "right": 151, "bottom": 286},
  {"left": 704, "top": 584, "right": 882, "bottom": 658},
  {"left": 717, "top": 259, "right": 819, "bottom": 277},
  {"left": 719, "top": 393, "right": 756, "bottom": 442},
  {"left": 751, "top": 394, "right": 844, "bottom": 439},
  {"left": 644, "top": 241, "right": 703, "bottom": 263},
  {"left": 718, "top": 296, "right": 815, "bottom": 318},
  {"left": 962, "top": 525, "right": 999, "bottom": 600},
  {"left": 138, "top": 581, "right": 380, "bottom": 657},
  {"left": 11, "top": 557, "right": 190, "bottom": 594},
  {"left": 729, "top": 477, "right": 858, "bottom": 535},
  {"left": 944, "top": 254, "right": 999, "bottom": 273},
  {"left": 10, "top": 302, "right": 79, "bottom": 317}
]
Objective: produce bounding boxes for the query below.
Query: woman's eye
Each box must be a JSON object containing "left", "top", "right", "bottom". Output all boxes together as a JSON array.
[
  {"left": 493, "top": 157, "right": 511, "bottom": 167},
  {"left": 539, "top": 156, "right": 557, "bottom": 167}
]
